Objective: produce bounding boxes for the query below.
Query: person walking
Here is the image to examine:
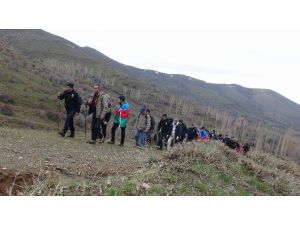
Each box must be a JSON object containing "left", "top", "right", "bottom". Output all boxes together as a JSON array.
[
  {"left": 108, "top": 96, "right": 130, "bottom": 147},
  {"left": 57, "top": 83, "right": 81, "bottom": 138},
  {"left": 86, "top": 84, "right": 111, "bottom": 144}
]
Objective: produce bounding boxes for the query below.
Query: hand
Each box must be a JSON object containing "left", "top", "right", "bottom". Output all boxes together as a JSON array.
[{"left": 87, "top": 99, "right": 92, "bottom": 104}]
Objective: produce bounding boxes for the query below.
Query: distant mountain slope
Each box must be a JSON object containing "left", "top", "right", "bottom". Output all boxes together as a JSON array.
[
  {"left": 83, "top": 46, "right": 300, "bottom": 131},
  {"left": 1, "top": 29, "right": 300, "bottom": 132}
]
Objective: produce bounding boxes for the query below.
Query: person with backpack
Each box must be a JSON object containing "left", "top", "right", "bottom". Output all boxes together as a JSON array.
[
  {"left": 57, "top": 83, "right": 81, "bottom": 138},
  {"left": 108, "top": 96, "right": 130, "bottom": 147},
  {"left": 156, "top": 114, "right": 173, "bottom": 150},
  {"left": 134, "top": 107, "right": 151, "bottom": 149},
  {"left": 199, "top": 127, "right": 209, "bottom": 141},
  {"left": 167, "top": 119, "right": 179, "bottom": 149},
  {"left": 176, "top": 119, "right": 187, "bottom": 143},
  {"left": 145, "top": 109, "right": 155, "bottom": 146},
  {"left": 86, "top": 83, "right": 111, "bottom": 144},
  {"left": 242, "top": 143, "right": 251, "bottom": 155},
  {"left": 187, "top": 124, "right": 198, "bottom": 142}
]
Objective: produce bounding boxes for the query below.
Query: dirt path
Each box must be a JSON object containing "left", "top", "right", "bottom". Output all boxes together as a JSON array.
[{"left": 0, "top": 127, "right": 162, "bottom": 177}]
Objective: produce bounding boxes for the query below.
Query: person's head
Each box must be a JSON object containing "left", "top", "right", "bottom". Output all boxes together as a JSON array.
[
  {"left": 162, "top": 114, "right": 167, "bottom": 120},
  {"left": 179, "top": 119, "right": 183, "bottom": 124},
  {"left": 93, "top": 83, "right": 101, "bottom": 94},
  {"left": 65, "top": 83, "right": 74, "bottom": 92},
  {"left": 201, "top": 127, "right": 205, "bottom": 130},
  {"left": 146, "top": 109, "right": 151, "bottom": 114},
  {"left": 191, "top": 124, "right": 195, "bottom": 127},
  {"left": 119, "top": 95, "right": 125, "bottom": 104},
  {"left": 140, "top": 107, "right": 146, "bottom": 115}
]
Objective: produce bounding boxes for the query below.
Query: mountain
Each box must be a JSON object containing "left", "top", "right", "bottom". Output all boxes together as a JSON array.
[{"left": 83, "top": 46, "right": 300, "bottom": 131}]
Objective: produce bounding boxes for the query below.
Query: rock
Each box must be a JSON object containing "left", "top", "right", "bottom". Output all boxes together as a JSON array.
[{"left": 141, "top": 183, "right": 151, "bottom": 190}]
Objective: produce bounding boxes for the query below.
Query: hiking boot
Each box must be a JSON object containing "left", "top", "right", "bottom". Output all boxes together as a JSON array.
[
  {"left": 58, "top": 130, "right": 66, "bottom": 137},
  {"left": 67, "top": 133, "right": 75, "bottom": 138},
  {"left": 107, "top": 141, "right": 115, "bottom": 145},
  {"left": 87, "top": 140, "right": 96, "bottom": 144},
  {"left": 98, "top": 138, "right": 105, "bottom": 143},
  {"left": 137, "top": 145, "right": 145, "bottom": 150}
]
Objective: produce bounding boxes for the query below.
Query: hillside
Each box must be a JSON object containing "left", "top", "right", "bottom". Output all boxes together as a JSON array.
[
  {"left": 0, "top": 127, "right": 299, "bottom": 196},
  {"left": 83, "top": 46, "right": 300, "bottom": 131},
  {"left": 1, "top": 29, "right": 300, "bottom": 132},
  {"left": 0, "top": 29, "right": 299, "bottom": 162}
]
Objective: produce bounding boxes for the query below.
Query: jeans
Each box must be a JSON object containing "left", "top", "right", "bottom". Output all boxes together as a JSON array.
[
  {"left": 135, "top": 130, "right": 146, "bottom": 147},
  {"left": 63, "top": 111, "right": 76, "bottom": 133},
  {"left": 111, "top": 123, "right": 126, "bottom": 145}
]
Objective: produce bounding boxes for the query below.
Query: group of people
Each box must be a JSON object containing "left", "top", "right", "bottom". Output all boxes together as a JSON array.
[
  {"left": 57, "top": 83, "right": 251, "bottom": 154},
  {"left": 58, "top": 83, "right": 129, "bottom": 146},
  {"left": 153, "top": 114, "right": 251, "bottom": 154}
]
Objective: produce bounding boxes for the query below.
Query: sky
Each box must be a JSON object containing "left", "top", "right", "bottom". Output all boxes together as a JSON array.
[{"left": 2, "top": 0, "right": 300, "bottom": 104}]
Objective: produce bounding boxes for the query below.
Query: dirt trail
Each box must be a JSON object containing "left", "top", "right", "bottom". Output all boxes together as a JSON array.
[{"left": 0, "top": 127, "right": 162, "bottom": 178}]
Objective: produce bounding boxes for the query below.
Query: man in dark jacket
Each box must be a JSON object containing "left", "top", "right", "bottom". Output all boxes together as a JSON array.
[
  {"left": 156, "top": 114, "right": 173, "bottom": 150},
  {"left": 57, "top": 83, "right": 81, "bottom": 138},
  {"left": 176, "top": 119, "right": 187, "bottom": 143},
  {"left": 187, "top": 124, "right": 198, "bottom": 142}
]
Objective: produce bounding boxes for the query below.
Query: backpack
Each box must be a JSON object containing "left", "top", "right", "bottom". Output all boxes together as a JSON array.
[
  {"left": 101, "top": 93, "right": 112, "bottom": 111},
  {"left": 149, "top": 115, "right": 156, "bottom": 131}
]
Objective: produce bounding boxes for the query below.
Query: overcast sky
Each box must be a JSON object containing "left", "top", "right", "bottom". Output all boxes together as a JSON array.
[{"left": 2, "top": 0, "right": 300, "bottom": 104}]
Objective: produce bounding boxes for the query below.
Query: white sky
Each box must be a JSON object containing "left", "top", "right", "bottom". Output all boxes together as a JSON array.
[{"left": 2, "top": 0, "right": 300, "bottom": 104}]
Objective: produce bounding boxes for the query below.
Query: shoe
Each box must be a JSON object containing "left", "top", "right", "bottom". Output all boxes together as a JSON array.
[
  {"left": 87, "top": 140, "right": 96, "bottom": 144},
  {"left": 58, "top": 130, "right": 66, "bottom": 137},
  {"left": 107, "top": 141, "right": 115, "bottom": 145},
  {"left": 67, "top": 133, "right": 74, "bottom": 138},
  {"left": 118, "top": 144, "right": 124, "bottom": 147},
  {"left": 98, "top": 138, "right": 105, "bottom": 143}
]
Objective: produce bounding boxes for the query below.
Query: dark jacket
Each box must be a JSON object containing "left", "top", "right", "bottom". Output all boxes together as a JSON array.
[
  {"left": 176, "top": 122, "right": 187, "bottom": 141},
  {"left": 157, "top": 118, "right": 173, "bottom": 135},
  {"left": 58, "top": 90, "right": 81, "bottom": 113},
  {"left": 187, "top": 127, "right": 198, "bottom": 141}
]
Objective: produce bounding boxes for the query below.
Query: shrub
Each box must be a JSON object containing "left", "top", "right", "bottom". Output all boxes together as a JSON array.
[
  {"left": 0, "top": 94, "right": 16, "bottom": 104},
  {"left": 1, "top": 104, "right": 14, "bottom": 116},
  {"left": 46, "top": 111, "right": 59, "bottom": 122}
]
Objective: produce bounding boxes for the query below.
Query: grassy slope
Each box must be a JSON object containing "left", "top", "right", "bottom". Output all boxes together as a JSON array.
[{"left": 0, "top": 127, "right": 299, "bottom": 196}]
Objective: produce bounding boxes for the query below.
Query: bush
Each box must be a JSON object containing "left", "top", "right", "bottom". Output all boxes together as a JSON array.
[
  {"left": 46, "top": 111, "right": 59, "bottom": 122},
  {"left": 0, "top": 94, "right": 16, "bottom": 104},
  {"left": 1, "top": 104, "right": 14, "bottom": 116}
]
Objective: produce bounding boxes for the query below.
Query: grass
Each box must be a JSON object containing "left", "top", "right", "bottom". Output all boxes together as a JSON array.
[{"left": 1, "top": 127, "right": 299, "bottom": 196}]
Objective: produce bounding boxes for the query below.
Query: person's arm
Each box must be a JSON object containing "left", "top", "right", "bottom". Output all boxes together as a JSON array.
[
  {"left": 157, "top": 120, "right": 162, "bottom": 132},
  {"left": 100, "top": 94, "right": 109, "bottom": 119},
  {"left": 145, "top": 114, "right": 151, "bottom": 132},
  {"left": 135, "top": 113, "right": 140, "bottom": 129},
  {"left": 75, "top": 93, "right": 81, "bottom": 113},
  {"left": 57, "top": 92, "right": 65, "bottom": 100}
]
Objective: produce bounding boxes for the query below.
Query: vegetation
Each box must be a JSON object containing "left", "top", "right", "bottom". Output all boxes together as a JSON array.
[{"left": 1, "top": 127, "right": 299, "bottom": 196}]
